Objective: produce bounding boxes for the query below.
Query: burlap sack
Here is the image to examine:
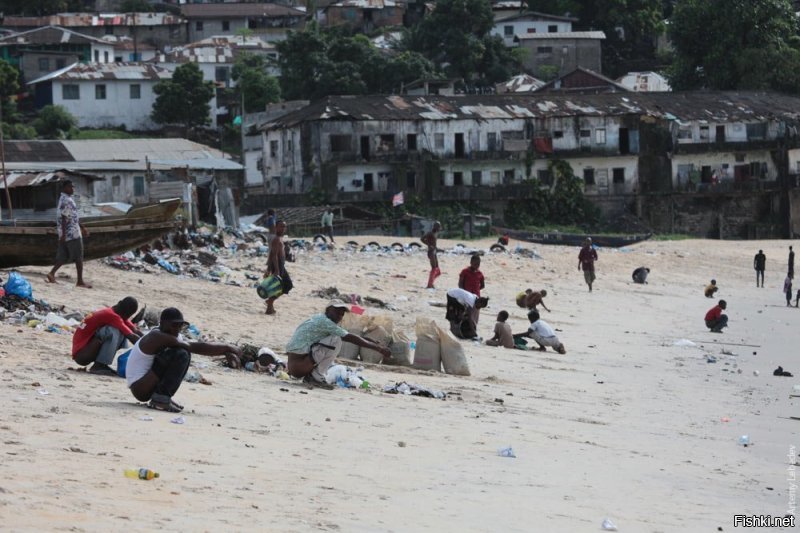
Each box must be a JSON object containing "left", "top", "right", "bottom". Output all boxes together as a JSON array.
[
  {"left": 436, "top": 324, "right": 471, "bottom": 376},
  {"left": 413, "top": 318, "right": 441, "bottom": 371},
  {"left": 386, "top": 330, "right": 412, "bottom": 366},
  {"left": 360, "top": 325, "right": 391, "bottom": 364}
]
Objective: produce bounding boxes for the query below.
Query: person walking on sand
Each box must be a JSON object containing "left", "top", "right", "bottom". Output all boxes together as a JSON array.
[
  {"left": 46, "top": 180, "right": 91, "bottom": 288},
  {"left": 789, "top": 246, "right": 795, "bottom": 279},
  {"left": 754, "top": 249, "right": 766, "bottom": 288},
  {"left": 578, "top": 237, "right": 598, "bottom": 291},
  {"left": 264, "top": 220, "right": 293, "bottom": 315},
  {"left": 285, "top": 300, "right": 391, "bottom": 389},
  {"left": 72, "top": 296, "right": 143, "bottom": 376},
  {"left": 704, "top": 300, "right": 728, "bottom": 333},
  {"left": 321, "top": 207, "right": 334, "bottom": 243},
  {"left": 784, "top": 274, "right": 793, "bottom": 307},
  {"left": 421, "top": 222, "right": 442, "bottom": 288},
  {"left": 126, "top": 308, "right": 242, "bottom": 412}
]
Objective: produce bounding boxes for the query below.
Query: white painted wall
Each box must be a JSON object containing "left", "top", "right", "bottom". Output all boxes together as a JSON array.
[
  {"left": 52, "top": 79, "right": 159, "bottom": 130},
  {"left": 563, "top": 156, "right": 639, "bottom": 194},
  {"left": 491, "top": 18, "right": 573, "bottom": 46},
  {"left": 675, "top": 121, "right": 779, "bottom": 144},
  {"left": 244, "top": 149, "right": 263, "bottom": 187}
]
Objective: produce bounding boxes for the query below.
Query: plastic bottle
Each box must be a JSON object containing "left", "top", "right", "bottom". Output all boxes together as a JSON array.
[
  {"left": 124, "top": 468, "right": 159, "bottom": 480},
  {"left": 738, "top": 435, "right": 750, "bottom": 446}
]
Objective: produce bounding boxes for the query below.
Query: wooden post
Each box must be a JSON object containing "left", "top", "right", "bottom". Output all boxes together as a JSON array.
[{"left": 0, "top": 99, "right": 11, "bottom": 220}]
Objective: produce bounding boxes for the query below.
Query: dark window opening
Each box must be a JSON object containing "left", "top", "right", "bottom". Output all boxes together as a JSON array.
[
  {"left": 471, "top": 170, "right": 482, "bottom": 185},
  {"left": 537, "top": 169, "right": 552, "bottom": 185},
  {"left": 701, "top": 166, "right": 712, "bottom": 183},
  {"left": 407, "top": 134, "right": 417, "bottom": 151},
  {"left": 453, "top": 172, "right": 464, "bottom": 186},
  {"left": 716, "top": 125, "right": 726, "bottom": 143},
  {"left": 222, "top": 21, "right": 230, "bottom": 31},
  {"left": 548, "top": 25, "right": 558, "bottom": 32},
  {"left": 537, "top": 46, "right": 553, "bottom": 54},
  {"left": 487, "top": 132, "right": 497, "bottom": 151},
  {"left": 330, "top": 134, "right": 352, "bottom": 153},
  {"left": 454, "top": 133, "right": 465, "bottom": 158},
  {"left": 553, "top": 131, "right": 563, "bottom": 139},
  {"left": 406, "top": 170, "right": 416, "bottom": 189},
  {"left": 504, "top": 169, "right": 515, "bottom": 184},
  {"left": 378, "top": 134, "right": 395, "bottom": 151},
  {"left": 584, "top": 168, "right": 595, "bottom": 185},
  {"left": 195, "top": 21, "right": 203, "bottom": 31},
  {"left": 105, "top": 25, "right": 114, "bottom": 35},
  {"left": 619, "top": 127, "right": 629, "bottom": 154},
  {"left": 360, "top": 136, "right": 370, "bottom": 159},
  {"left": 364, "top": 173, "right": 374, "bottom": 191},
  {"left": 612, "top": 168, "right": 625, "bottom": 184}
]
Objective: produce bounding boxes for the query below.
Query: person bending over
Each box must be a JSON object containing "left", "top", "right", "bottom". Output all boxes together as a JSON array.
[{"left": 72, "top": 296, "right": 142, "bottom": 376}]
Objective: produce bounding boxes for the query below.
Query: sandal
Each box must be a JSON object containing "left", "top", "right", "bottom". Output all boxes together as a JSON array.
[{"left": 148, "top": 399, "right": 182, "bottom": 413}]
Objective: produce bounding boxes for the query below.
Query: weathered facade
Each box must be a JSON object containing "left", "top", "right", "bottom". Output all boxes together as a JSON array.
[
  {"left": 515, "top": 31, "right": 605, "bottom": 78},
  {"left": 491, "top": 11, "right": 577, "bottom": 47},
  {"left": 181, "top": 3, "right": 307, "bottom": 43},
  {"left": 252, "top": 92, "right": 800, "bottom": 238},
  {"left": 322, "top": 0, "right": 405, "bottom": 32}
]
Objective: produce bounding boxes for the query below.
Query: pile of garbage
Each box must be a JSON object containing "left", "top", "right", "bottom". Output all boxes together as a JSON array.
[{"left": 309, "top": 287, "right": 397, "bottom": 311}]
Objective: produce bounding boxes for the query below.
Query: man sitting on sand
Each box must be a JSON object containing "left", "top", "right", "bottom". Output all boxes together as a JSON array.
[
  {"left": 446, "top": 287, "right": 489, "bottom": 339},
  {"left": 515, "top": 289, "right": 550, "bottom": 312},
  {"left": 514, "top": 310, "right": 566, "bottom": 354},
  {"left": 704, "top": 300, "right": 728, "bottom": 333},
  {"left": 126, "top": 308, "right": 242, "bottom": 412},
  {"left": 485, "top": 311, "right": 515, "bottom": 349},
  {"left": 285, "top": 300, "right": 392, "bottom": 389},
  {"left": 704, "top": 279, "right": 718, "bottom": 298},
  {"left": 72, "top": 296, "right": 143, "bottom": 376},
  {"left": 632, "top": 267, "right": 650, "bottom": 284}
]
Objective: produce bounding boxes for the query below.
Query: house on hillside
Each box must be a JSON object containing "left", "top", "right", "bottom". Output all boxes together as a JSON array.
[
  {"left": 0, "top": 26, "right": 114, "bottom": 83},
  {"left": 27, "top": 62, "right": 172, "bottom": 131},
  {"left": 534, "top": 67, "right": 628, "bottom": 94},
  {"left": 490, "top": 11, "right": 577, "bottom": 47},
  {"left": 514, "top": 31, "right": 605, "bottom": 78},
  {"left": 252, "top": 92, "right": 800, "bottom": 238},
  {"left": 181, "top": 3, "right": 307, "bottom": 43},
  {"left": 3, "top": 139, "right": 244, "bottom": 226},
  {"left": 322, "top": 0, "right": 404, "bottom": 33},
  {"left": 495, "top": 73, "right": 544, "bottom": 93},
  {"left": 616, "top": 71, "right": 671, "bottom": 92},
  {"left": 0, "top": 13, "right": 188, "bottom": 49},
  {"left": 104, "top": 36, "right": 157, "bottom": 62}
]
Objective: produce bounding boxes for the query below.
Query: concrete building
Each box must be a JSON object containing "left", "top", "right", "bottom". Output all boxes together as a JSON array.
[
  {"left": 27, "top": 62, "right": 172, "bottom": 131},
  {"left": 181, "top": 3, "right": 307, "bottom": 43},
  {"left": 491, "top": 11, "right": 577, "bottom": 47},
  {"left": 322, "top": 0, "right": 404, "bottom": 33},
  {"left": 514, "top": 31, "right": 606, "bottom": 79},
  {"left": 617, "top": 71, "right": 672, "bottom": 92}
]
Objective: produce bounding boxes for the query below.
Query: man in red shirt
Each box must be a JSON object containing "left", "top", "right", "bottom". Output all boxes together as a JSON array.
[
  {"left": 72, "top": 296, "right": 142, "bottom": 376},
  {"left": 459, "top": 254, "right": 486, "bottom": 324},
  {"left": 578, "top": 237, "right": 598, "bottom": 291},
  {"left": 704, "top": 300, "right": 728, "bottom": 333}
]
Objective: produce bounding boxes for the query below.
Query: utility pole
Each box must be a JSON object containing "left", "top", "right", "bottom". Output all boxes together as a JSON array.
[{"left": 0, "top": 98, "right": 12, "bottom": 220}]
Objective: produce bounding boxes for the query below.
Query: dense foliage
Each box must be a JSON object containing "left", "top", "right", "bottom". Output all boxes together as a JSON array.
[
  {"left": 151, "top": 63, "right": 214, "bottom": 128},
  {"left": 231, "top": 53, "right": 281, "bottom": 113}
]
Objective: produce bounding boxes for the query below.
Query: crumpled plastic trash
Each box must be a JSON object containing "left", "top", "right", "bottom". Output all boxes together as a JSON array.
[
  {"left": 326, "top": 364, "right": 367, "bottom": 388},
  {"left": 601, "top": 518, "right": 618, "bottom": 531},
  {"left": 183, "top": 368, "right": 201, "bottom": 383},
  {"left": 673, "top": 339, "right": 696, "bottom": 347},
  {"left": 497, "top": 446, "right": 516, "bottom": 458},
  {"left": 170, "top": 416, "right": 186, "bottom": 424}
]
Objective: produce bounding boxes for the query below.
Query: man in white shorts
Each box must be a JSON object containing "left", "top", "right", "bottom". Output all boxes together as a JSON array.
[
  {"left": 126, "top": 307, "right": 242, "bottom": 412},
  {"left": 514, "top": 310, "right": 566, "bottom": 354}
]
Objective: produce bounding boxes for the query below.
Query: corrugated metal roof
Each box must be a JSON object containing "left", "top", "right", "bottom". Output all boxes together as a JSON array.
[
  {"left": 327, "top": 0, "right": 398, "bottom": 8},
  {"left": 262, "top": 92, "right": 800, "bottom": 129},
  {"left": 152, "top": 35, "right": 276, "bottom": 64},
  {"left": 497, "top": 74, "right": 545, "bottom": 93},
  {"left": 4, "top": 140, "right": 75, "bottom": 162},
  {"left": 494, "top": 10, "right": 578, "bottom": 22},
  {"left": 180, "top": 3, "right": 307, "bottom": 19},
  {"left": 0, "top": 25, "right": 109, "bottom": 46},
  {"left": 27, "top": 62, "right": 172, "bottom": 85},
  {"left": 516, "top": 31, "right": 606, "bottom": 40},
  {"left": 2, "top": 13, "right": 186, "bottom": 28},
  {"left": 0, "top": 169, "right": 103, "bottom": 189}
]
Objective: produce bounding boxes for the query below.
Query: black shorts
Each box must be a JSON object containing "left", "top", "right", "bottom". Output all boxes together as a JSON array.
[{"left": 56, "top": 238, "right": 83, "bottom": 263}]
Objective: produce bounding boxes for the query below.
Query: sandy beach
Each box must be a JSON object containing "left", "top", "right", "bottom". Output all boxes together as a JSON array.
[{"left": 0, "top": 235, "right": 798, "bottom": 532}]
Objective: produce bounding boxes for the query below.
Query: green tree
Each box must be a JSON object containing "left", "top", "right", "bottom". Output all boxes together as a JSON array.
[
  {"left": 152, "top": 62, "right": 214, "bottom": 128},
  {"left": 668, "top": 0, "right": 800, "bottom": 91},
  {"left": 407, "top": 0, "right": 521, "bottom": 85},
  {"left": 0, "top": 0, "right": 84, "bottom": 16},
  {"left": 32, "top": 105, "right": 77, "bottom": 139},
  {"left": 231, "top": 53, "right": 281, "bottom": 113},
  {"left": 119, "top": 0, "right": 154, "bottom": 12}
]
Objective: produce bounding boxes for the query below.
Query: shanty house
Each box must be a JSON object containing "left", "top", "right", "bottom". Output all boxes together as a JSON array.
[
  {"left": 27, "top": 62, "right": 172, "bottom": 131},
  {"left": 514, "top": 31, "right": 605, "bottom": 78},
  {"left": 0, "top": 169, "right": 103, "bottom": 220},
  {"left": 322, "top": 0, "right": 404, "bottom": 33}
]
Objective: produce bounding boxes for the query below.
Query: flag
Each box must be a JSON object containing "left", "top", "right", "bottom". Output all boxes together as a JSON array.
[{"left": 392, "top": 191, "right": 404, "bottom": 207}]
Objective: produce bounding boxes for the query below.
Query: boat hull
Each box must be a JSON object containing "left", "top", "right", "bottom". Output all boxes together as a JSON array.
[{"left": 496, "top": 227, "right": 652, "bottom": 248}]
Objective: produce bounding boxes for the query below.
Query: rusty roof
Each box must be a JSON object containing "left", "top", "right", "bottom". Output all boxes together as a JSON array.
[
  {"left": 180, "top": 3, "right": 307, "bottom": 19},
  {"left": 0, "top": 25, "right": 109, "bottom": 46},
  {"left": 516, "top": 31, "right": 606, "bottom": 40},
  {"left": 494, "top": 10, "right": 578, "bottom": 22},
  {"left": 262, "top": 92, "right": 800, "bottom": 130},
  {"left": 2, "top": 12, "right": 186, "bottom": 27},
  {"left": 151, "top": 35, "right": 276, "bottom": 64},
  {"left": 4, "top": 141, "right": 74, "bottom": 162},
  {"left": 27, "top": 62, "right": 172, "bottom": 85},
  {"left": 326, "top": 0, "right": 399, "bottom": 9},
  {"left": 0, "top": 169, "right": 103, "bottom": 189}
]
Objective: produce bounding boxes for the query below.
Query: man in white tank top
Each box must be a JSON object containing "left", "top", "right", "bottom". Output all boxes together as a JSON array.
[{"left": 126, "top": 307, "right": 242, "bottom": 412}]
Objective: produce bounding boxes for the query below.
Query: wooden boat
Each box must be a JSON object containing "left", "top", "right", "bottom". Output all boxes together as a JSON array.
[
  {"left": 496, "top": 227, "right": 652, "bottom": 248},
  {"left": 0, "top": 198, "right": 181, "bottom": 269}
]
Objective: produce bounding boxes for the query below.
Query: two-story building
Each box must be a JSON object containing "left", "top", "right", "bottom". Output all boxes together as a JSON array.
[
  {"left": 181, "top": 3, "right": 307, "bottom": 43},
  {"left": 0, "top": 13, "right": 188, "bottom": 50},
  {"left": 491, "top": 11, "right": 577, "bottom": 47},
  {"left": 27, "top": 62, "right": 172, "bottom": 131},
  {"left": 322, "top": 0, "right": 405, "bottom": 33},
  {"left": 251, "top": 92, "right": 800, "bottom": 237},
  {"left": 514, "top": 31, "right": 606, "bottom": 79}
]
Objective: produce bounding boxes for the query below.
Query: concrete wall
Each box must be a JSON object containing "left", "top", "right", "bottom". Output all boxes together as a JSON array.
[
  {"left": 670, "top": 150, "right": 777, "bottom": 189},
  {"left": 53, "top": 79, "right": 159, "bottom": 130},
  {"left": 21, "top": 52, "right": 79, "bottom": 83},
  {"left": 518, "top": 37, "right": 602, "bottom": 77},
  {"left": 491, "top": 19, "right": 572, "bottom": 46}
]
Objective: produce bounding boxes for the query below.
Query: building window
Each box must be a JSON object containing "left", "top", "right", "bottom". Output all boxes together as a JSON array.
[
  {"left": 677, "top": 128, "right": 693, "bottom": 140},
  {"left": 453, "top": 171, "right": 463, "bottom": 186},
  {"left": 407, "top": 170, "right": 416, "bottom": 189},
  {"left": 407, "top": 133, "right": 417, "bottom": 151},
  {"left": 95, "top": 84, "right": 106, "bottom": 99},
  {"left": 548, "top": 25, "right": 558, "bottom": 32},
  {"left": 105, "top": 25, "right": 114, "bottom": 35},
  {"left": 94, "top": 50, "right": 100, "bottom": 62},
  {"left": 329, "top": 134, "right": 351, "bottom": 153},
  {"left": 104, "top": 51, "right": 109, "bottom": 63},
  {"left": 595, "top": 128, "right": 606, "bottom": 144},
  {"left": 487, "top": 132, "right": 497, "bottom": 151},
  {"left": 699, "top": 125, "right": 709, "bottom": 141},
  {"left": 56, "top": 58, "right": 66, "bottom": 69},
  {"left": 504, "top": 169, "right": 515, "bottom": 183},
  {"left": 215, "top": 67, "right": 229, "bottom": 83},
  {"left": 222, "top": 20, "right": 230, "bottom": 31},
  {"left": 471, "top": 170, "right": 482, "bottom": 185},
  {"left": 553, "top": 130, "right": 563, "bottom": 139},
  {"left": 196, "top": 21, "right": 204, "bottom": 31},
  {"left": 612, "top": 168, "right": 625, "bottom": 184},
  {"left": 537, "top": 46, "right": 553, "bottom": 54},
  {"left": 504, "top": 25, "right": 513, "bottom": 36},
  {"left": 746, "top": 123, "right": 767, "bottom": 140},
  {"left": 62, "top": 84, "right": 79, "bottom": 100},
  {"left": 270, "top": 140, "right": 279, "bottom": 157},
  {"left": 580, "top": 129, "right": 591, "bottom": 139},
  {"left": 526, "top": 27, "right": 536, "bottom": 33},
  {"left": 287, "top": 139, "right": 293, "bottom": 152},
  {"left": 38, "top": 58, "right": 49, "bottom": 71},
  {"left": 434, "top": 133, "right": 444, "bottom": 150},
  {"left": 130, "top": 84, "right": 141, "bottom": 99},
  {"left": 583, "top": 168, "right": 595, "bottom": 185},
  {"left": 537, "top": 169, "right": 552, "bottom": 185},
  {"left": 111, "top": 176, "right": 121, "bottom": 187},
  {"left": 378, "top": 134, "right": 395, "bottom": 151},
  {"left": 133, "top": 175, "right": 145, "bottom": 196}
]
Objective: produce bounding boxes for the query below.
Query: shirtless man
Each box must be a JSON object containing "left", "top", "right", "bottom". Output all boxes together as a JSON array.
[
  {"left": 265, "top": 220, "right": 293, "bottom": 315},
  {"left": 516, "top": 289, "right": 550, "bottom": 312},
  {"left": 421, "top": 222, "right": 442, "bottom": 288}
]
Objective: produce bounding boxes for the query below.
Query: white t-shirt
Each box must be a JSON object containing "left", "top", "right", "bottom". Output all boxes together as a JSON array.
[
  {"left": 126, "top": 330, "right": 185, "bottom": 387},
  {"left": 528, "top": 320, "right": 556, "bottom": 338},
  {"left": 447, "top": 288, "right": 477, "bottom": 308}
]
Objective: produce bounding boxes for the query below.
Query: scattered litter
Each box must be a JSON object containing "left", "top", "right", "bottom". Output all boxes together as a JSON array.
[
  {"left": 183, "top": 368, "right": 202, "bottom": 383},
  {"left": 753, "top": 370, "right": 760, "bottom": 377},
  {"left": 397, "top": 441, "right": 406, "bottom": 448},
  {"left": 497, "top": 446, "right": 516, "bottom": 458},
  {"left": 383, "top": 381, "right": 446, "bottom": 399},
  {"left": 326, "top": 364, "right": 369, "bottom": 389},
  {"left": 673, "top": 339, "right": 696, "bottom": 347},
  {"left": 601, "top": 518, "right": 618, "bottom": 531},
  {"left": 706, "top": 355, "right": 717, "bottom": 363},
  {"left": 773, "top": 366, "right": 794, "bottom": 377},
  {"left": 37, "top": 389, "right": 49, "bottom": 396},
  {"left": 738, "top": 435, "right": 750, "bottom": 447},
  {"left": 140, "top": 416, "right": 153, "bottom": 421},
  {"left": 170, "top": 416, "right": 186, "bottom": 425}
]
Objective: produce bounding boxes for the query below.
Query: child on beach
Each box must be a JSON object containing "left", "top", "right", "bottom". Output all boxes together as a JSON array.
[
  {"left": 486, "top": 311, "right": 515, "bottom": 349},
  {"left": 513, "top": 310, "right": 566, "bottom": 354},
  {"left": 704, "top": 279, "right": 718, "bottom": 298},
  {"left": 784, "top": 274, "right": 793, "bottom": 307}
]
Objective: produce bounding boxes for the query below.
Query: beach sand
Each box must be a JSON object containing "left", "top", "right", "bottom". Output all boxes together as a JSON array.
[{"left": 0, "top": 236, "right": 797, "bottom": 532}]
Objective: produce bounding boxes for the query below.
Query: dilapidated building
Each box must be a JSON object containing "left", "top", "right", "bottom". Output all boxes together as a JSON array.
[{"left": 252, "top": 92, "right": 800, "bottom": 238}]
